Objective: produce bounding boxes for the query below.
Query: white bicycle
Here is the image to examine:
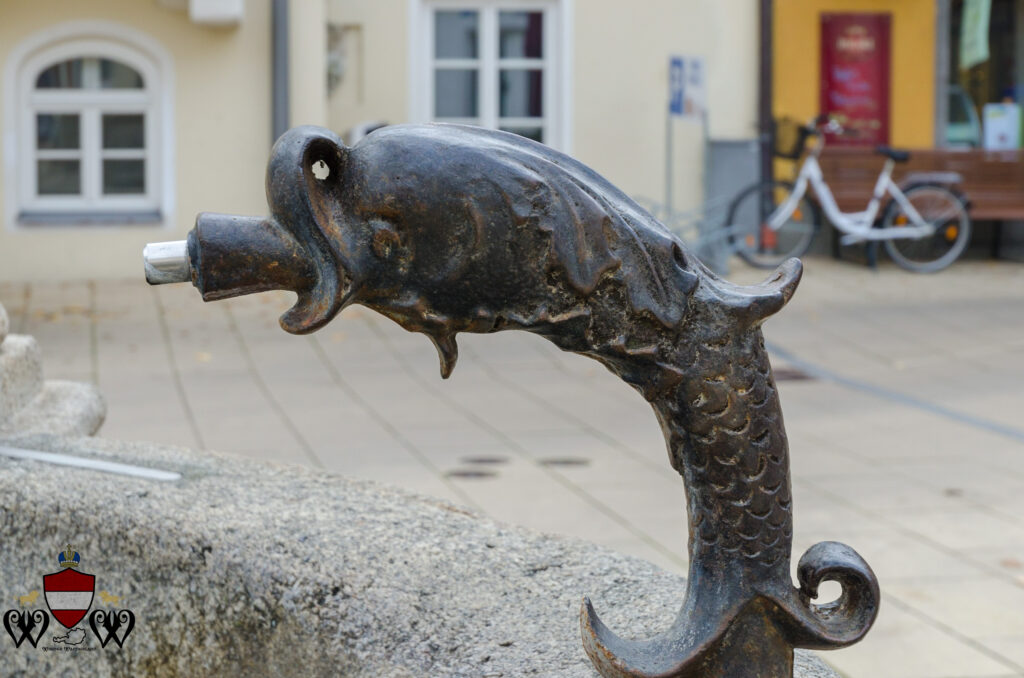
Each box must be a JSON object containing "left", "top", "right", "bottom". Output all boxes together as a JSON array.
[{"left": 725, "top": 116, "right": 972, "bottom": 273}]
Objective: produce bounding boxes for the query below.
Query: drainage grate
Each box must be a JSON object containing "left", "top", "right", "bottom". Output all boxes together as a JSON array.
[
  {"left": 461, "top": 456, "right": 510, "bottom": 465},
  {"left": 538, "top": 457, "right": 590, "bottom": 467},
  {"left": 772, "top": 367, "right": 814, "bottom": 381},
  {"left": 445, "top": 468, "right": 499, "bottom": 479}
]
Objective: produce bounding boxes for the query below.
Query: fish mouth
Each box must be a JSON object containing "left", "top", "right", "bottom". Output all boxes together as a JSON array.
[
  {"left": 184, "top": 212, "right": 356, "bottom": 335},
  {"left": 279, "top": 269, "right": 357, "bottom": 335}
]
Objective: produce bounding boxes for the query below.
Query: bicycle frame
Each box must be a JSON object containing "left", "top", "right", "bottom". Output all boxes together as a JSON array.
[{"left": 768, "top": 153, "right": 934, "bottom": 243}]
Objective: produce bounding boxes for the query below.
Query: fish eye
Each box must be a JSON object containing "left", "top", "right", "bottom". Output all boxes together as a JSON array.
[{"left": 312, "top": 159, "right": 330, "bottom": 180}]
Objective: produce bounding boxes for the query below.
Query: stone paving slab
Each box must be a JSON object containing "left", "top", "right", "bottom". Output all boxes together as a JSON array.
[{"left": 2, "top": 257, "right": 1024, "bottom": 677}]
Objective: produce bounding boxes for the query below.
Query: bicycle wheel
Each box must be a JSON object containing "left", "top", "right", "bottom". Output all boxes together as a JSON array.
[
  {"left": 725, "top": 180, "right": 820, "bottom": 269},
  {"left": 881, "top": 184, "right": 971, "bottom": 273}
]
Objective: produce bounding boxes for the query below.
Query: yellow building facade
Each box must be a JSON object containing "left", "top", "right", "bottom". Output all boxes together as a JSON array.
[{"left": 773, "top": 0, "right": 937, "bottom": 149}]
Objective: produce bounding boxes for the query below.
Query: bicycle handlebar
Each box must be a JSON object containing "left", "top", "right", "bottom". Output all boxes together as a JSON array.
[
  {"left": 775, "top": 115, "right": 858, "bottom": 160},
  {"left": 805, "top": 115, "right": 859, "bottom": 138},
  {"left": 804, "top": 115, "right": 837, "bottom": 134}
]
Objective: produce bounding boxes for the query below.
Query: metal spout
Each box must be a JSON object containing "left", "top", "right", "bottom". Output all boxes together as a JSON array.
[
  {"left": 143, "top": 240, "right": 190, "bottom": 285},
  {"left": 142, "top": 214, "right": 318, "bottom": 305}
]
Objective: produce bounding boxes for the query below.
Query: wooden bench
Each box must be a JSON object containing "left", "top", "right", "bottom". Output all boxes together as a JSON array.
[{"left": 817, "top": 147, "right": 1024, "bottom": 220}]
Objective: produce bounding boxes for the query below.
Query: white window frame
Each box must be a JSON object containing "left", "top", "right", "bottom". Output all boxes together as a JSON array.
[
  {"left": 409, "top": 0, "right": 573, "bottom": 153},
  {"left": 3, "top": 21, "right": 175, "bottom": 229}
]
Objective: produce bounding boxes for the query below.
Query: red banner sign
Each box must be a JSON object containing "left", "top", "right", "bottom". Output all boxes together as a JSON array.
[{"left": 820, "top": 13, "right": 891, "bottom": 146}]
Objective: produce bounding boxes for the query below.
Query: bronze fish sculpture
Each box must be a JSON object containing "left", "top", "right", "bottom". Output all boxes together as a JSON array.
[{"left": 146, "top": 124, "right": 879, "bottom": 677}]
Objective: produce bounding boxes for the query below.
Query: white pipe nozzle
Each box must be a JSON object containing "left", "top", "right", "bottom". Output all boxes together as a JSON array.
[{"left": 143, "top": 240, "right": 190, "bottom": 285}]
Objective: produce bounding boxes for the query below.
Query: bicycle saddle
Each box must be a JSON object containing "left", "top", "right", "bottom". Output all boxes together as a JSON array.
[{"left": 875, "top": 145, "right": 911, "bottom": 162}]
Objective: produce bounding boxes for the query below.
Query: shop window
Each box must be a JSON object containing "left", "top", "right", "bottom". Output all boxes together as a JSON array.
[{"left": 949, "top": 0, "right": 1023, "bottom": 149}]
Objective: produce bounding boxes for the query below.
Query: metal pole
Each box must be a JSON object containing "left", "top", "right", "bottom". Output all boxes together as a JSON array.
[
  {"left": 699, "top": 107, "right": 727, "bottom": 273},
  {"left": 756, "top": 0, "right": 774, "bottom": 259},
  {"left": 934, "top": 0, "right": 951, "bottom": 148},
  {"left": 665, "top": 108, "right": 674, "bottom": 217},
  {"left": 758, "top": 0, "right": 773, "bottom": 190},
  {"left": 272, "top": 0, "right": 290, "bottom": 144},
  {"left": 702, "top": 109, "right": 711, "bottom": 209}
]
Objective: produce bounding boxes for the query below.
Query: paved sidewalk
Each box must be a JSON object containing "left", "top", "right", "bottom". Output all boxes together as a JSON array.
[{"left": 3, "top": 256, "right": 1024, "bottom": 678}]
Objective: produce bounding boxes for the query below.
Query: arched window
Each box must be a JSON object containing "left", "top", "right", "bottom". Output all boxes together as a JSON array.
[{"left": 5, "top": 23, "right": 173, "bottom": 226}]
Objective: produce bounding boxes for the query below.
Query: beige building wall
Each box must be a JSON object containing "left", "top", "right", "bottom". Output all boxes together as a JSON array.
[
  {"left": 707, "top": 0, "right": 760, "bottom": 142},
  {"left": 326, "top": 0, "right": 409, "bottom": 139},
  {"left": 290, "top": 0, "right": 329, "bottom": 127},
  {"left": 0, "top": 0, "right": 273, "bottom": 282},
  {"left": 327, "top": 0, "right": 758, "bottom": 213},
  {"left": 574, "top": 0, "right": 758, "bottom": 210},
  {"left": 0, "top": 1, "right": 758, "bottom": 281}
]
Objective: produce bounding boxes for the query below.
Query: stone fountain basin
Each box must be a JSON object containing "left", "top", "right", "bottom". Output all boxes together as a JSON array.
[{"left": 0, "top": 433, "right": 837, "bottom": 677}]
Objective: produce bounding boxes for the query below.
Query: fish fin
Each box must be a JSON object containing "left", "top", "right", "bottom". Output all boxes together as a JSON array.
[
  {"left": 430, "top": 332, "right": 459, "bottom": 379},
  {"left": 700, "top": 257, "right": 803, "bottom": 327}
]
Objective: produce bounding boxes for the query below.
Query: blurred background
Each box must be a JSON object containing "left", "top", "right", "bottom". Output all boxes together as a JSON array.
[
  {"left": 1, "top": 0, "right": 1023, "bottom": 279},
  {"left": 2, "top": 1, "right": 1024, "bottom": 677}
]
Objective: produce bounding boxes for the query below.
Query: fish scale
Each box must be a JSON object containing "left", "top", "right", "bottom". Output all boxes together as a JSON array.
[{"left": 666, "top": 328, "right": 793, "bottom": 572}]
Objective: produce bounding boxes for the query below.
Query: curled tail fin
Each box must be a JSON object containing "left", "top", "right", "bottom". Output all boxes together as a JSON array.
[{"left": 780, "top": 541, "right": 880, "bottom": 649}]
